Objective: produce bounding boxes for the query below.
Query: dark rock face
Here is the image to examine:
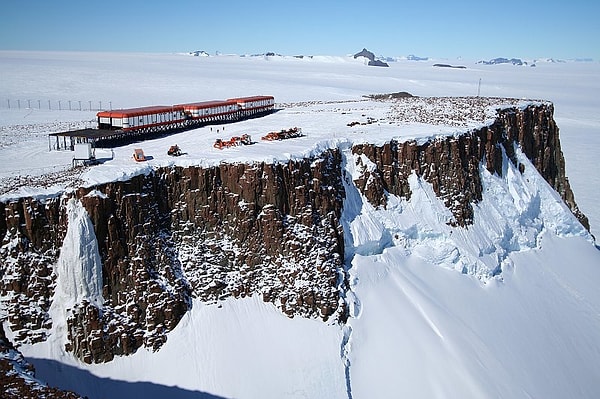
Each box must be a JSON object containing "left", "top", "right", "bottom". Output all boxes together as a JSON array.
[
  {"left": 0, "top": 104, "right": 588, "bottom": 366},
  {"left": 433, "top": 63, "right": 467, "bottom": 69},
  {"left": 0, "top": 149, "right": 346, "bottom": 363},
  {"left": 0, "top": 324, "right": 83, "bottom": 399},
  {"left": 69, "top": 177, "right": 193, "bottom": 363},
  {"left": 498, "top": 104, "right": 589, "bottom": 229},
  {"left": 164, "top": 150, "right": 346, "bottom": 321},
  {"left": 353, "top": 134, "right": 484, "bottom": 226},
  {"left": 351, "top": 104, "right": 589, "bottom": 229},
  {"left": 0, "top": 197, "right": 64, "bottom": 344}
]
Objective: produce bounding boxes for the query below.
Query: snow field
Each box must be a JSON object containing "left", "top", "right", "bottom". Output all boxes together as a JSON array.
[
  {"left": 28, "top": 296, "right": 348, "bottom": 399},
  {"left": 347, "top": 233, "right": 600, "bottom": 398}
]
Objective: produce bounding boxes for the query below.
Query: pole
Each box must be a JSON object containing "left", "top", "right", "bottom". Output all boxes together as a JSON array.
[{"left": 477, "top": 78, "right": 482, "bottom": 97}]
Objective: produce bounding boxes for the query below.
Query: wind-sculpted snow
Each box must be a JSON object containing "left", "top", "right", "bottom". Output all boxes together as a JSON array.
[
  {"left": 343, "top": 147, "right": 589, "bottom": 281},
  {"left": 346, "top": 232, "right": 600, "bottom": 399}
]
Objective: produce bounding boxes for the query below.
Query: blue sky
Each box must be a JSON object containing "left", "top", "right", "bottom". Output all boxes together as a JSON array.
[{"left": 1, "top": 0, "right": 598, "bottom": 60}]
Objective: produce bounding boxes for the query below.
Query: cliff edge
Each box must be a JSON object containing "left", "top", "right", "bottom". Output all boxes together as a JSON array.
[{"left": 0, "top": 100, "right": 590, "bottom": 364}]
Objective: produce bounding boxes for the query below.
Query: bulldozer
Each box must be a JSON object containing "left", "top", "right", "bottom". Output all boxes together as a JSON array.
[
  {"left": 261, "top": 127, "right": 302, "bottom": 141},
  {"left": 167, "top": 144, "right": 182, "bottom": 156},
  {"left": 213, "top": 134, "right": 252, "bottom": 149}
]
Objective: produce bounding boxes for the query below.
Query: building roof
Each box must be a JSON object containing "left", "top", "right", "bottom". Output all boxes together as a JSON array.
[
  {"left": 228, "top": 95, "right": 274, "bottom": 103},
  {"left": 174, "top": 100, "right": 238, "bottom": 109},
  {"left": 97, "top": 106, "right": 183, "bottom": 118}
]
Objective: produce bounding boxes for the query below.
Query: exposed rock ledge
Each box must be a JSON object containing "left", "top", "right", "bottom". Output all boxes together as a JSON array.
[
  {"left": 353, "top": 103, "right": 588, "bottom": 229},
  {"left": 0, "top": 102, "right": 588, "bottom": 363}
]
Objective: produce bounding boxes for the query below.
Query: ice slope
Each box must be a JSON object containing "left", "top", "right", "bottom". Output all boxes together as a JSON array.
[
  {"left": 348, "top": 234, "right": 600, "bottom": 399},
  {"left": 342, "top": 143, "right": 600, "bottom": 398}
]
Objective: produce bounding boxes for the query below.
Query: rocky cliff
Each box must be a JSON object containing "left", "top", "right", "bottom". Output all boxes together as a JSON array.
[
  {"left": 0, "top": 102, "right": 588, "bottom": 364},
  {"left": 352, "top": 103, "right": 588, "bottom": 229},
  {"left": 1, "top": 149, "right": 346, "bottom": 363}
]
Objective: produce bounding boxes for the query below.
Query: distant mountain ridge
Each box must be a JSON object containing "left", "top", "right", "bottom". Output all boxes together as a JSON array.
[
  {"left": 478, "top": 57, "right": 527, "bottom": 66},
  {"left": 184, "top": 49, "right": 594, "bottom": 64}
]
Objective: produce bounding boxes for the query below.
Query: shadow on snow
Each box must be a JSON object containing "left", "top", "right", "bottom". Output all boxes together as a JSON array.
[{"left": 29, "top": 358, "right": 229, "bottom": 399}]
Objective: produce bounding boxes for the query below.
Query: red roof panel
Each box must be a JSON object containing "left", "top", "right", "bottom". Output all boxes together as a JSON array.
[
  {"left": 228, "top": 96, "right": 274, "bottom": 103},
  {"left": 97, "top": 105, "right": 184, "bottom": 118},
  {"left": 175, "top": 100, "right": 238, "bottom": 110}
]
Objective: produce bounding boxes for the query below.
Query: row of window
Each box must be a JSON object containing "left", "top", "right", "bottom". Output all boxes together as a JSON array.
[
  {"left": 241, "top": 99, "right": 274, "bottom": 109},
  {"left": 125, "top": 111, "right": 185, "bottom": 127},
  {"left": 189, "top": 104, "right": 238, "bottom": 117}
]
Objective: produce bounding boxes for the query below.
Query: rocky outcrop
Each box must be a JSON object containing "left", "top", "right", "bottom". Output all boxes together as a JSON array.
[
  {"left": 0, "top": 149, "right": 346, "bottom": 363},
  {"left": 351, "top": 103, "right": 589, "bottom": 229},
  {"left": 0, "top": 197, "right": 64, "bottom": 344},
  {"left": 477, "top": 57, "right": 526, "bottom": 66},
  {"left": 353, "top": 48, "right": 389, "bottom": 67},
  {"left": 352, "top": 134, "right": 483, "bottom": 226},
  {"left": 163, "top": 150, "right": 345, "bottom": 321},
  {"left": 0, "top": 103, "right": 588, "bottom": 366}
]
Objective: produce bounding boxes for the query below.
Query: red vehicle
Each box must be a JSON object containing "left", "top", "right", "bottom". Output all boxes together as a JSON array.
[
  {"left": 132, "top": 148, "right": 146, "bottom": 162},
  {"left": 214, "top": 134, "right": 252, "bottom": 149},
  {"left": 97, "top": 106, "right": 186, "bottom": 132},
  {"left": 261, "top": 127, "right": 302, "bottom": 141}
]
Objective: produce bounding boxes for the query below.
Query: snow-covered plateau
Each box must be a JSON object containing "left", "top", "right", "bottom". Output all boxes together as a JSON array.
[{"left": 0, "top": 51, "right": 599, "bottom": 399}]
